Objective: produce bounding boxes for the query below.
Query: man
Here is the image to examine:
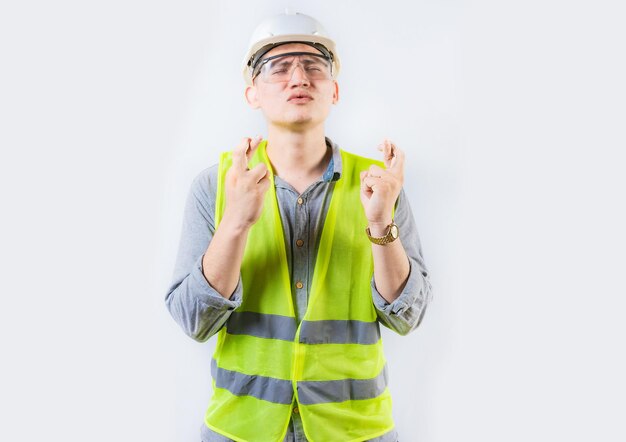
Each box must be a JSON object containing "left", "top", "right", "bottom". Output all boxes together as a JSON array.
[{"left": 166, "top": 11, "right": 433, "bottom": 442}]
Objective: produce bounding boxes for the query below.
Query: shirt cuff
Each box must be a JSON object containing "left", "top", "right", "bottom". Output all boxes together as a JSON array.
[
  {"left": 191, "top": 253, "right": 243, "bottom": 310},
  {"left": 371, "top": 257, "right": 418, "bottom": 316}
]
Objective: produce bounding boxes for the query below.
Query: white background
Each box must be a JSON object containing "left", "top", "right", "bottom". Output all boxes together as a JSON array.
[{"left": 1, "top": 0, "right": 625, "bottom": 441}]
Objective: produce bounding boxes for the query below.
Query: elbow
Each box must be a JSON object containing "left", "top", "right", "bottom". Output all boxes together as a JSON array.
[
  {"left": 164, "top": 283, "right": 229, "bottom": 343},
  {"left": 391, "top": 324, "right": 413, "bottom": 337},
  {"left": 415, "top": 287, "right": 434, "bottom": 332},
  {"left": 186, "top": 327, "right": 211, "bottom": 343},
  {"left": 164, "top": 285, "right": 212, "bottom": 342},
  {"left": 166, "top": 301, "right": 213, "bottom": 342},
  {"left": 400, "top": 280, "right": 433, "bottom": 336},
  {"left": 403, "top": 305, "right": 428, "bottom": 336}
]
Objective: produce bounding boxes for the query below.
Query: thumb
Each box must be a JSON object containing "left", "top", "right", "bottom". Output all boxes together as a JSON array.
[{"left": 249, "top": 162, "right": 269, "bottom": 183}]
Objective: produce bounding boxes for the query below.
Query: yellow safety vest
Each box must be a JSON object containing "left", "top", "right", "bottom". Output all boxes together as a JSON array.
[{"left": 204, "top": 140, "right": 395, "bottom": 442}]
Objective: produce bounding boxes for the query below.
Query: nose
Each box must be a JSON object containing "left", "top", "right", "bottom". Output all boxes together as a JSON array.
[{"left": 288, "top": 63, "right": 310, "bottom": 86}]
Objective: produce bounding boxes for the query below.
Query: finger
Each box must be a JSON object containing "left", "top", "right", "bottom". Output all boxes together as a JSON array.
[
  {"left": 388, "top": 142, "right": 405, "bottom": 172},
  {"left": 377, "top": 139, "right": 395, "bottom": 168},
  {"left": 360, "top": 170, "right": 371, "bottom": 193},
  {"left": 259, "top": 174, "right": 272, "bottom": 193},
  {"left": 369, "top": 166, "right": 401, "bottom": 190},
  {"left": 363, "top": 175, "right": 385, "bottom": 190},
  {"left": 386, "top": 139, "right": 395, "bottom": 168},
  {"left": 379, "top": 140, "right": 405, "bottom": 179},
  {"left": 246, "top": 135, "right": 264, "bottom": 164},
  {"left": 360, "top": 170, "right": 368, "bottom": 182},
  {"left": 232, "top": 137, "right": 252, "bottom": 172},
  {"left": 367, "top": 164, "right": 394, "bottom": 179}
]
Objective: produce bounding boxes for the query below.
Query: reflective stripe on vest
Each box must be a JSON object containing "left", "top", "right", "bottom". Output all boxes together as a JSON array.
[
  {"left": 211, "top": 357, "right": 388, "bottom": 405},
  {"left": 226, "top": 311, "right": 381, "bottom": 344},
  {"left": 204, "top": 141, "right": 396, "bottom": 442}
]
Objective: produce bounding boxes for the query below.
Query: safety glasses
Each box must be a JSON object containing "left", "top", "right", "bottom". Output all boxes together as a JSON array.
[{"left": 251, "top": 51, "right": 333, "bottom": 83}]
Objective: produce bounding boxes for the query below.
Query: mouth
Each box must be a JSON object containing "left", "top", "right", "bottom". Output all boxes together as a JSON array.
[{"left": 288, "top": 93, "right": 313, "bottom": 103}]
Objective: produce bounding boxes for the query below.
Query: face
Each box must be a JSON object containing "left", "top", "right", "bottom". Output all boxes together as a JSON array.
[{"left": 244, "top": 43, "right": 339, "bottom": 129}]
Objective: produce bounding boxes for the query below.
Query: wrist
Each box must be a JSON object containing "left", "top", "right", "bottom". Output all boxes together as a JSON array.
[
  {"left": 367, "top": 219, "right": 393, "bottom": 237},
  {"left": 221, "top": 210, "right": 253, "bottom": 235}
]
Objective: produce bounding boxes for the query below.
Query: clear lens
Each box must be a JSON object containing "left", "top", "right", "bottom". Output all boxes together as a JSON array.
[{"left": 253, "top": 52, "right": 332, "bottom": 83}]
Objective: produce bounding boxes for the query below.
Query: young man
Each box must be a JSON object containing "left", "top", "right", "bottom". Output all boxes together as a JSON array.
[{"left": 166, "top": 11, "right": 433, "bottom": 442}]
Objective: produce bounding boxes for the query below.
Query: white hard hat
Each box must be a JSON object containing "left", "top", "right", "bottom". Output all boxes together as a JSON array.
[{"left": 242, "top": 11, "right": 340, "bottom": 86}]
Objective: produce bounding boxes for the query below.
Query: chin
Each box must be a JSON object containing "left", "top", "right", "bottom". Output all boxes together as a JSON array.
[
  {"left": 265, "top": 107, "right": 330, "bottom": 128},
  {"left": 276, "top": 112, "right": 316, "bottom": 126}
]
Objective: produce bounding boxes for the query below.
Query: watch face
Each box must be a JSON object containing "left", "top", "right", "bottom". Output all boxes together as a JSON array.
[{"left": 390, "top": 224, "right": 399, "bottom": 239}]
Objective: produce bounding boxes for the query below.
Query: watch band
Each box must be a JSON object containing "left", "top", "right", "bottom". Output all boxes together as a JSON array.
[{"left": 365, "top": 221, "right": 399, "bottom": 245}]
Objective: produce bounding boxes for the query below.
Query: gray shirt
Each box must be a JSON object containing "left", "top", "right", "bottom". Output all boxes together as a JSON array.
[{"left": 165, "top": 137, "right": 433, "bottom": 442}]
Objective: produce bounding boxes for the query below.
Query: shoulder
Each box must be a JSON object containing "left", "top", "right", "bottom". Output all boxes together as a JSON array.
[{"left": 190, "top": 164, "right": 219, "bottom": 203}]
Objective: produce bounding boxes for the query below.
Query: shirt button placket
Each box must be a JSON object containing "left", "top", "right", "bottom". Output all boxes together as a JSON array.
[{"left": 294, "top": 195, "right": 308, "bottom": 317}]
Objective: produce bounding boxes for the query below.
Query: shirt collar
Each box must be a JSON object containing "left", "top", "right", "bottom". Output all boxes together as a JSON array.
[{"left": 322, "top": 136, "right": 342, "bottom": 182}]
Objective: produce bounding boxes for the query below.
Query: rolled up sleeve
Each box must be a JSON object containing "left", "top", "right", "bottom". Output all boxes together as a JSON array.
[
  {"left": 372, "top": 188, "right": 433, "bottom": 336},
  {"left": 164, "top": 166, "right": 242, "bottom": 342}
]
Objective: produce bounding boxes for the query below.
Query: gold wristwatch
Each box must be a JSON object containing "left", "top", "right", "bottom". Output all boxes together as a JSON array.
[{"left": 365, "top": 221, "right": 399, "bottom": 245}]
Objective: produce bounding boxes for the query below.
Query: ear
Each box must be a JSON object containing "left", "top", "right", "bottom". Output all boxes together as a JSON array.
[
  {"left": 245, "top": 84, "right": 260, "bottom": 109},
  {"left": 332, "top": 80, "right": 339, "bottom": 104}
]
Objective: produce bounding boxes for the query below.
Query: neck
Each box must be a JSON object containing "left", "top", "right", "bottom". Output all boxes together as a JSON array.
[{"left": 265, "top": 123, "right": 330, "bottom": 184}]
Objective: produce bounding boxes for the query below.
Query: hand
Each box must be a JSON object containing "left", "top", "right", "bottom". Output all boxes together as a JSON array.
[
  {"left": 223, "top": 135, "right": 271, "bottom": 230},
  {"left": 359, "top": 139, "right": 405, "bottom": 232}
]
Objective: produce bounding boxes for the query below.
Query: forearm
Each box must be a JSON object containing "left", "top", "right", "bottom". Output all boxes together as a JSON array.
[
  {"left": 368, "top": 220, "right": 411, "bottom": 304},
  {"left": 367, "top": 187, "right": 433, "bottom": 336},
  {"left": 165, "top": 167, "right": 257, "bottom": 341},
  {"left": 202, "top": 209, "right": 251, "bottom": 300},
  {"left": 372, "top": 256, "right": 432, "bottom": 336}
]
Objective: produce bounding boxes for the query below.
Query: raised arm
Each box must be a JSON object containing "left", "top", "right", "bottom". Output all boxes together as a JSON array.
[
  {"left": 164, "top": 136, "right": 270, "bottom": 341},
  {"left": 360, "top": 139, "right": 433, "bottom": 335}
]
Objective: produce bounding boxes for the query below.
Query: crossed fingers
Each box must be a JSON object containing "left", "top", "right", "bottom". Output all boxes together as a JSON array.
[
  {"left": 361, "top": 139, "right": 405, "bottom": 191},
  {"left": 230, "top": 135, "right": 268, "bottom": 184},
  {"left": 377, "top": 139, "right": 405, "bottom": 177},
  {"left": 232, "top": 135, "right": 264, "bottom": 172}
]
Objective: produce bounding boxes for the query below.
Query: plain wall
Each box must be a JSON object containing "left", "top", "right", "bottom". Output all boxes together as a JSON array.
[{"left": 1, "top": 0, "right": 624, "bottom": 441}]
